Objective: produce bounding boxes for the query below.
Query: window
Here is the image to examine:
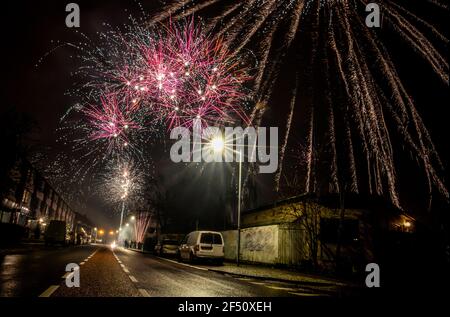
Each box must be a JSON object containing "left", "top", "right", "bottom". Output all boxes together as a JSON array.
[{"left": 200, "top": 233, "right": 223, "bottom": 245}]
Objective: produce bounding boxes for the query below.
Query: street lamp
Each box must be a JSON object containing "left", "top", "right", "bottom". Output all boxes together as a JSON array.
[
  {"left": 118, "top": 168, "right": 130, "bottom": 245},
  {"left": 209, "top": 136, "right": 243, "bottom": 266},
  {"left": 211, "top": 136, "right": 225, "bottom": 153}
]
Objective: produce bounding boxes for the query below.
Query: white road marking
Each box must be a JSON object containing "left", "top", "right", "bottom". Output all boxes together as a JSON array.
[
  {"left": 249, "top": 281, "right": 267, "bottom": 286},
  {"left": 79, "top": 262, "right": 85, "bottom": 265},
  {"left": 123, "top": 268, "right": 130, "bottom": 273},
  {"left": 62, "top": 272, "right": 74, "bottom": 279},
  {"left": 289, "top": 291, "right": 327, "bottom": 297},
  {"left": 39, "top": 285, "right": 60, "bottom": 297},
  {"left": 267, "top": 286, "right": 298, "bottom": 292},
  {"left": 156, "top": 257, "right": 208, "bottom": 271},
  {"left": 138, "top": 288, "right": 150, "bottom": 297},
  {"left": 129, "top": 275, "right": 138, "bottom": 283}
]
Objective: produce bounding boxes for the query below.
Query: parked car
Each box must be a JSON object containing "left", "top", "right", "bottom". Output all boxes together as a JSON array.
[
  {"left": 45, "top": 220, "right": 67, "bottom": 246},
  {"left": 178, "top": 231, "right": 224, "bottom": 264},
  {"left": 154, "top": 239, "right": 179, "bottom": 257}
]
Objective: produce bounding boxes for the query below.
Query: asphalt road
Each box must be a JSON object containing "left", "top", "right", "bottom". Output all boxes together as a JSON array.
[
  {"left": 0, "top": 244, "right": 99, "bottom": 297},
  {"left": 0, "top": 244, "right": 336, "bottom": 297}
]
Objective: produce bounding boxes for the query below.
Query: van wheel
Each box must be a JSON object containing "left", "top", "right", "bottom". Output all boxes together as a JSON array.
[{"left": 189, "top": 252, "right": 195, "bottom": 263}]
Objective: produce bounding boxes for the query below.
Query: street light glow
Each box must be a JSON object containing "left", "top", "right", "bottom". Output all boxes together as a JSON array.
[
  {"left": 211, "top": 136, "right": 225, "bottom": 153},
  {"left": 130, "top": 216, "right": 135, "bottom": 220}
]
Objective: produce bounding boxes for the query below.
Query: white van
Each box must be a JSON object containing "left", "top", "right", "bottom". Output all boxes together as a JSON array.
[{"left": 178, "top": 231, "right": 224, "bottom": 264}]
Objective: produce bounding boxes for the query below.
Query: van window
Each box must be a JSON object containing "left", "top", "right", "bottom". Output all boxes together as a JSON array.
[{"left": 200, "top": 233, "right": 222, "bottom": 245}]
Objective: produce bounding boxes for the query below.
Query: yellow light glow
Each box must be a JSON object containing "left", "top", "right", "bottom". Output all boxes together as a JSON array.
[{"left": 211, "top": 136, "right": 225, "bottom": 153}]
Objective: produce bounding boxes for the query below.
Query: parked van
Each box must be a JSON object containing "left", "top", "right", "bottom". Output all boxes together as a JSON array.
[
  {"left": 45, "top": 220, "right": 67, "bottom": 246},
  {"left": 178, "top": 231, "right": 224, "bottom": 264}
]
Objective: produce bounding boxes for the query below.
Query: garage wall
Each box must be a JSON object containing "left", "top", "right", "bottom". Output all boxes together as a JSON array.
[{"left": 222, "top": 225, "right": 279, "bottom": 264}]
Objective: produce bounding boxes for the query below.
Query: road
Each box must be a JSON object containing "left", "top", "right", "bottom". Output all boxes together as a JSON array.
[
  {"left": 0, "top": 244, "right": 337, "bottom": 297},
  {"left": 0, "top": 244, "right": 97, "bottom": 297}
]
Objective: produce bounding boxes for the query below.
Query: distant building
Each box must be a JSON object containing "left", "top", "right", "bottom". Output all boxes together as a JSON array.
[{"left": 0, "top": 157, "right": 92, "bottom": 241}]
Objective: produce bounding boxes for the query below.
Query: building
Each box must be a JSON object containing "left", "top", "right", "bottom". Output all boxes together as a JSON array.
[
  {"left": 221, "top": 194, "right": 415, "bottom": 274},
  {"left": 0, "top": 157, "right": 81, "bottom": 242}
]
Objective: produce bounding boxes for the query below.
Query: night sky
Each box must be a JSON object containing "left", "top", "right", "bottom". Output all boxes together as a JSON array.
[{"left": 2, "top": 0, "right": 449, "bottom": 229}]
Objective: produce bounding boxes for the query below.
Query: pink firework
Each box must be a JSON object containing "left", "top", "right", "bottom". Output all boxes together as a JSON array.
[
  {"left": 82, "top": 93, "right": 141, "bottom": 151},
  {"left": 116, "top": 18, "right": 251, "bottom": 129}
]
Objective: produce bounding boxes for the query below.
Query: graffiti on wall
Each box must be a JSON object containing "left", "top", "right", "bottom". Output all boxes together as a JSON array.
[{"left": 242, "top": 225, "right": 277, "bottom": 253}]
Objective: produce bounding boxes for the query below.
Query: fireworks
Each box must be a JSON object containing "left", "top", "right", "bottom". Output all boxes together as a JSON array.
[
  {"left": 70, "top": 17, "right": 251, "bottom": 135},
  {"left": 50, "top": 15, "right": 253, "bottom": 208},
  {"left": 153, "top": 0, "right": 449, "bottom": 209},
  {"left": 95, "top": 155, "right": 150, "bottom": 207}
]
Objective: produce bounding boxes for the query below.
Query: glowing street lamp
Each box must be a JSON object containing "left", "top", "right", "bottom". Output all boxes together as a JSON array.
[
  {"left": 211, "top": 136, "right": 225, "bottom": 153},
  {"left": 119, "top": 167, "right": 131, "bottom": 243},
  {"left": 208, "top": 136, "right": 243, "bottom": 266}
]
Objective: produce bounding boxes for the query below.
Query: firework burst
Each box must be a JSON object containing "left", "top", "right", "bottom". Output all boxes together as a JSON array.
[{"left": 153, "top": 0, "right": 449, "bottom": 209}]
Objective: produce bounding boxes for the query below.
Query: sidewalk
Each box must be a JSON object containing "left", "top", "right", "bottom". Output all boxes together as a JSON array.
[{"left": 203, "top": 262, "right": 350, "bottom": 287}]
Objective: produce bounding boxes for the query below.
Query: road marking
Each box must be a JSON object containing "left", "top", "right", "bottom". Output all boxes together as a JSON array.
[
  {"left": 237, "top": 277, "right": 253, "bottom": 281},
  {"left": 249, "top": 281, "right": 267, "bottom": 285},
  {"left": 138, "top": 288, "right": 151, "bottom": 297},
  {"left": 129, "top": 275, "right": 138, "bottom": 283},
  {"left": 123, "top": 268, "right": 130, "bottom": 273},
  {"left": 267, "top": 286, "right": 298, "bottom": 292},
  {"left": 156, "top": 257, "right": 208, "bottom": 271},
  {"left": 39, "top": 285, "right": 60, "bottom": 297},
  {"left": 79, "top": 262, "right": 85, "bottom": 265},
  {"left": 289, "top": 291, "right": 326, "bottom": 297},
  {"left": 62, "top": 272, "right": 74, "bottom": 279}
]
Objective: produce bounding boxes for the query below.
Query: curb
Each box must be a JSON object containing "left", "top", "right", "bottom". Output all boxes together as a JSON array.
[
  {"left": 124, "top": 247, "right": 152, "bottom": 254},
  {"left": 206, "top": 267, "right": 342, "bottom": 287}
]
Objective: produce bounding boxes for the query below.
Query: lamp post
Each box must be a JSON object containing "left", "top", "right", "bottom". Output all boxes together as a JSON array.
[
  {"left": 118, "top": 169, "right": 130, "bottom": 245},
  {"left": 236, "top": 148, "right": 242, "bottom": 267},
  {"left": 210, "top": 136, "right": 243, "bottom": 266}
]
